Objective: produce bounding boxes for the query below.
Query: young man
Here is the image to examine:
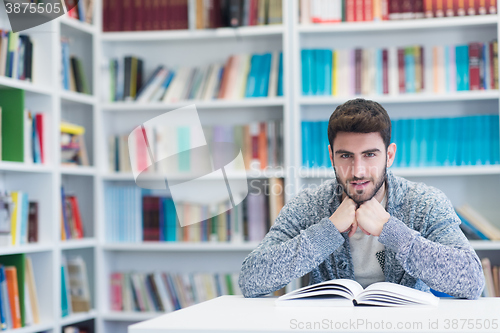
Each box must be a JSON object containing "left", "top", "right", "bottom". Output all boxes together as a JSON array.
[{"left": 238, "top": 98, "right": 484, "bottom": 299}]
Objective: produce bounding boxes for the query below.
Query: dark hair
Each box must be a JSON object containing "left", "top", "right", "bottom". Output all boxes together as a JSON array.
[{"left": 327, "top": 98, "right": 392, "bottom": 150}]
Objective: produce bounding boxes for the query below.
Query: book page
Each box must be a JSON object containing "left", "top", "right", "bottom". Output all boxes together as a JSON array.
[
  {"left": 357, "top": 282, "right": 439, "bottom": 306},
  {"left": 277, "top": 279, "right": 364, "bottom": 301}
]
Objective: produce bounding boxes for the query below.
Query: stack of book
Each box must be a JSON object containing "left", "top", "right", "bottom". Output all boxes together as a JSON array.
[
  {"left": 61, "top": 39, "right": 91, "bottom": 95},
  {"left": 300, "top": 0, "right": 497, "bottom": 24},
  {"left": 301, "top": 41, "right": 498, "bottom": 96},
  {"left": 0, "top": 31, "right": 33, "bottom": 82},
  {"left": 104, "top": 51, "right": 283, "bottom": 103},
  {"left": 102, "top": 0, "right": 188, "bottom": 32},
  {"left": 64, "top": 0, "right": 95, "bottom": 24},
  {"left": 481, "top": 257, "right": 500, "bottom": 297},
  {"left": 302, "top": 114, "right": 500, "bottom": 169},
  {"left": 109, "top": 120, "right": 283, "bottom": 173},
  {"left": 0, "top": 255, "right": 40, "bottom": 330},
  {"left": 456, "top": 204, "right": 500, "bottom": 241},
  {"left": 196, "top": 0, "right": 283, "bottom": 28},
  {"left": 61, "top": 255, "right": 91, "bottom": 317},
  {"left": 60, "top": 187, "right": 85, "bottom": 241},
  {"left": 105, "top": 179, "right": 284, "bottom": 243},
  {"left": 60, "top": 122, "right": 89, "bottom": 166},
  {"left": 110, "top": 271, "right": 242, "bottom": 312},
  {"left": 0, "top": 191, "right": 38, "bottom": 247}
]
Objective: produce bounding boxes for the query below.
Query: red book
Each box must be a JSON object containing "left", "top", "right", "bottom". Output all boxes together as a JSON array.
[
  {"left": 402, "top": 0, "right": 414, "bottom": 18},
  {"left": 356, "top": 0, "right": 364, "bottom": 21},
  {"left": 478, "top": 0, "right": 487, "bottom": 13},
  {"left": 142, "top": 196, "right": 161, "bottom": 241},
  {"left": 364, "top": 0, "right": 374, "bottom": 21},
  {"left": 434, "top": 0, "right": 445, "bottom": 16},
  {"left": 346, "top": 0, "right": 356, "bottom": 21},
  {"left": 111, "top": 273, "right": 123, "bottom": 311},
  {"left": 35, "top": 114, "right": 44, "bottom": 164},
  {"left": 122, "top": 0, "right": 134, "bottom": 32},
  {"left": 415, "top": 0, "right": 425, "bottom": 17},
  {"left": 134, "top": 0, "right": 144, "bottom": 31},
  {"left": 490, "top": 41, "right": 495, "bottom": 89},
  {"left": 398, "top": 48, "right": 406, "bottom": 93},
  {"left": 143, "top": 0, "right": 152, "bottom": 31},
  {"left": 382, "top": 49, "right": 389, "bottom": 94},
  {"left": 5, "top": 267, "right": 21, "bottom": 329},
  {"left": 488, "top": 0, "right": 497, "bottom": 13},
  {"left": 467, "top": 0, "right": 476, "bottom": 14},
  {"left": 109, "top": 0, "right": 123, "bottom": 31},
  {"left": 355, "top": 49, "right": 362, "bottom": 94},
  {"left": 68, "top": 196, "right": 84, "bottom": 239},
  {"left": 445, "top": 0, "right": 454, "bottom": 15},
  {"left": 28, "top": 202, "right": 38, "bottom": 243},
  {"left": 180, "top": 0, "right": 189, "bottom": 29},
  {"left": 455, "top": 0, "right": 467, "bottom": 14},
  {"left": 469, "top": 42, "right": 481, "bottom": 90},
  {"left": 153, "top": 0, "right": 161, "bottom": 30},
  {"left": 162, "top": 0, "right": 170, "bottom": 30},
  {"left": 424, "top": 0, "right": 434, "bottom": 17},
  {"left": 389, "top": 0, "right": 402, "bottom": 19},
  {"left": 65, "top": 0, "right": 79, "bottom": 19},
  {"left": 381, "top": 0, "right": 390, "bottom": 19}
]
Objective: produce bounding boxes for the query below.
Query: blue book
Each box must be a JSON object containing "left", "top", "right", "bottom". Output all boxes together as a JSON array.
[
  {"left": 492, "top": 115, "right": 500, "bottom": 165},
  {"left": 399, "top": 119, "right": 409, "bottom": 168},
  {"left": 312, "top": 121, "right": 322, "bottom": 167},
  {"left": 455, "top": 210, "right": 489, "bottom": 240},
  {"left": 406, "top": 118, "right": 417, "bottom": 167},
  {"left": 0, "top": 266, "right": 8, "bottom": 330},
  {"left": 314, "top": 50, "right": 324, "bottom": 95},
  {"left": 447, "top": 118, "right": 459, "bottom": 166},
  {"left": 482, "top": 43, "right": 488, "bottom": 89},
  {"left": 245, "top": 54, "right": 260, "bottom": 97},
  {"left": 258, "top": 53, "right": 272, "bottom": 97},
  {"left": 456, "top": 45, "right": 470, "bottom": 91},
  {"left": 301, "top": 50, "right": 312, "bottom": 95},
  {"left": 463, "top": 116, "right": 473, "bottom": 165},
  {"left": 277, "top": 52, "right": 283, "bottom": 96},
  {"left": 418, "top": 119, "right": 428, "bottom": 167},
  {"left": 444, "top": 46, "right": 450, "bottom": 92},
  {"left": 165, "top": 198, "right": 177, "bottom": 242},
  {"left": 481, "top": 115, "right": 491, "bottom": 165},
  {"left": 404, "top": 48, "right": 416, "bottom": 93},
  {"left": 324, "top": 50, "right": 333, "bottom": 96},
  {"left": 301, "top": 122, "right": 310, "bottom": 168},
  {"left": 20, "top": 193, "right": 29, "bottom": 245},
  {"left": 471, "top": 116, "right": 482, "bottom": 166},
  {"left": 437, "top": 118, "right": 449, "bottom": 166}
]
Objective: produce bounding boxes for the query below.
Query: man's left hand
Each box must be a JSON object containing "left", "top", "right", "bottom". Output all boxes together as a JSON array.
[{"left": 355, "top": 197, "right": 391, "bottom": 237}]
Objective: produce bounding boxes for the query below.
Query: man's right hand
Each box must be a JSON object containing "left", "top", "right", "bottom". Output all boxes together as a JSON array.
[{"left": 329, "top": 196, "right": 358, "bottom": 237}]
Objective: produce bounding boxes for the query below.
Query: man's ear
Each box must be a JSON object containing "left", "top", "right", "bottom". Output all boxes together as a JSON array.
[
  {"left": 328, "top": 145, "right": 334, "bottom": 166},
  {"left": 387, "top": 143, "right": 396, "bottom": 167}
]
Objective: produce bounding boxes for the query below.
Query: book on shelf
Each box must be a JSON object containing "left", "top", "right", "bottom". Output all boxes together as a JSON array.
[
  {"left": 276, "top": 279, "right": 439, "bottom": 307},
  {"left": 0, "top": 191, "right": 38, "bottom": 247},
  {"left": 60, "top": 187, "right": 85, "bottom": 241},
  {"left": 61, "top": 256, "right": 72, "bottom": 317},
  {"left": 110, "top": 271, "right": 242, "bottom": 312},
  {"left": 481, "top": 257, "right": 500, "bottom": 297},
  {"left": 300, "top": 0, "right": 497, "bottom": 24},
  {"left": 456, "top": 204, "right": 500, "bottom": 240},
  {"left": 0, "top": 30, "right": 33, "bottom": 82},
  {"left": 195, "top": 0, "right": 282, "bottom": 28},
  {"left": 63, "top": 326, "right": 91, "bottom": 333},
  {"left": 60, "top": 121, "right": 89, "bottom": 167},
  {"left": 102, "top": 51, "right": 283, "bottom": 103},
  {"left": 64, "top": 0, "right": 95, "bottom": 24},
  {"left": 66, "top": 255, "right": 91, "bottom": 313},
  {"left": 302, "top": 114, "right": 500, "bottom": 169},
  {"left": 301, "top": 41, "right": 498, "bottom": 97},
  {"left": 105, "top": 178, "right": 284, "bottom": 243},
  {"left": 61, "top": 39, "right": 91, "bottom": 95},
  {"left": 109, "top": 121, "right": 283, "bottom": 173},
  {"left": 102, "top": 0, "right": 189, "bottom": 32}
]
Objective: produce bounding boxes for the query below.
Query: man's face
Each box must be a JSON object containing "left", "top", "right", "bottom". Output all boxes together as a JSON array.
[{"left": 329, "top": 132, "right": 395, "bottom": 205}]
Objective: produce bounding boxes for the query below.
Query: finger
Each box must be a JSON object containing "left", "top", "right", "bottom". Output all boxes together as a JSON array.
[
  {"left": 359, "top": 225, "right": 370, "bottom": 236},
  {"left": 348, "top": 220, "right": 357, "bottom": 237}
]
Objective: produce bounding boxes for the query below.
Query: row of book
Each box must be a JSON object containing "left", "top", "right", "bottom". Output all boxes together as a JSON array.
[
  {"left": 300, "top": 0, "right": 497, "bottom": 23},
  {"left": 110, "top": 120, "right": 283, "bottom": 174},
  {"left": 104, "top": 52, "right": 283, "bottom": 103},
  {"left": 456, "top": 204, "right": 500, "bottom": 241},
  {"left": 110, "top": 271, "right": 242, "bottom": 312},
  {"left": 61, "top": 255, "right": 91, "bottom": 317},
  {"left": 0, "top": 31, "right": 33, "bottom": 82},
  {"left": 61, "top": 39, "right": 91, "bottom": 95},
  {"left": 61, "top": 122, "right": 89, "bottom": 167},
  {"left": 196, "top": 0, "right": 283, "bottom": 29},
  {"left": 64, "top": 0, "right": 95, "bottom": 24},
  {"left": 63, "top": 326, "right": 91, "bottom": 333},
  {"left": 0, "top": 90, "right": 48, "bottom": 164},
  {"left": 482, "top": 257, "right": 500, "bottom": 297},
  {"left": 0, "top": 255, "right": 40, "bottom": 330},
  {"left": 105, "top": 179, "right": 284, "bottom": 243},
  {"left": 102, "top": 0, "right": 188, "bottom": 32},
  {"left": 301, "top": 115, "right": 500, "bottom": 169},
  {"left": 61, "top": 187, "right": 86, "bottom": 241},
  {"left": 0, "top": 192, "right": 38, "bottom": 248},
  {"left": 301, "top": 41, "right": 499, "bottom": 97}
]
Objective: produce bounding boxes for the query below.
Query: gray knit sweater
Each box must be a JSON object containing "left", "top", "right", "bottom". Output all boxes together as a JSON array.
[{"left": 238, "top": 169, "right": 485, "bottom": 299}]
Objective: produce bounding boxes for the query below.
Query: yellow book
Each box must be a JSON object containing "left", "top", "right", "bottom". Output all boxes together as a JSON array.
[
  {"left": 332, "top": 50, "right": 338, "bottom": 96},
  {"left": 10, "top": 192, "right": 19, "bottom": 246},
  {"left": 60, "top": 122, "right": 85, "bottom": 135}
]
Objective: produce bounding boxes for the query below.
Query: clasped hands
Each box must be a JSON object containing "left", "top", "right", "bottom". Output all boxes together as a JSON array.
[{"left": 329, "top": 196, "right": 391, "bottom": 237}]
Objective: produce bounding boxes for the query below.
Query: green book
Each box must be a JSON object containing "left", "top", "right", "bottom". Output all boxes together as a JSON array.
[
  {"left": 0, "top": 89, "right": 24, "bottom": 162},
  {"left": 0, "top": 254, "right": 25, "bottom": 326}
]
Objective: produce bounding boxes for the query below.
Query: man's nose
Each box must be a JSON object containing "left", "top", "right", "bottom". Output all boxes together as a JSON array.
[{"left": 352, "top": 156, "right": 366, "bottom": 179}]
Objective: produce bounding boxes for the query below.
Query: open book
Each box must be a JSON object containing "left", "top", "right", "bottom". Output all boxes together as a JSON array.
[{"left": 276, "top": 279, "right": 439, "bottom": 307}]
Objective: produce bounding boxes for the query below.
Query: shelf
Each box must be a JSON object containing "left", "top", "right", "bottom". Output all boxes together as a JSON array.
[
  {"left": 0, "top": 243, "right": 53, "bottom": 256},
  {"left": 0, "top": 76, "right": 52, "bottom": 95},
  {"left": 102, "top": 169, "right": 285, "bottom": 181},
  {"left": 60, "top": 310, "right": 98, "bottom": 326},
  {"left": 300, "top": 165, "right": 500, "bottom": 178},
  {"left": 60, "top": 238, "right": 97, "bottom": 250},
  {"left": 101, "top": 25, "right": 284, "bottom": 42},
  {"left": 102, "top": 311, "right": 160, "bottom": 322},
  {"left": 60, "top": 90, "right": 97, "bottom": 106},
  {"left": 60, "top": 16, "right": 97, "bottom": 35},
  {"left": 298, "top": 15, "right": 498, "bottom": 34},
  {"left": 470, "top": 241, "right": 500, "bottom": 250},
  {"left": 4, "top": 321, "right": 54, "bottom": 333},
  {"left": 102, "top": 242, "right": 261, "bottom": 252},
  {"left": 101, "top": 98, "right": 286, "bottom": 111},
  {"left": 0, "top": 162, "right": 52, "bottom": 173},
  {"left": 60, "top": 166, "right": 97, "bottom": 176},
  {"left": 299, "top": 91, "right": 500, "bottom": 105}
]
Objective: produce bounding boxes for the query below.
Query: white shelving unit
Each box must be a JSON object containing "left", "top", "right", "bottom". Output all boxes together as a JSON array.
[{"left": 1, "top": 1, "right": 499, "bottom": 332}]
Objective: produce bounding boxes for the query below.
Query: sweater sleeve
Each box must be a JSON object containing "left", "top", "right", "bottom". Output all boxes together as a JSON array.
[
  {"left": 238, "top": 191, "right": 345, "bottom": 298},
  {"left": 378, "top": 190, "right": 485, "bottom": 299}
]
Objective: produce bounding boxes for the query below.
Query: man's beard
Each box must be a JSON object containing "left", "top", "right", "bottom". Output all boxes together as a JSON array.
[{"left": 334, "top": 162, "right": 387, "bottom": 205}]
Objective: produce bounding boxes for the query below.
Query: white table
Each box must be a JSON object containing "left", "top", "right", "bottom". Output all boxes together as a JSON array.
[{"left": 129, "top": 295, "right": 500, "bottom": 333}]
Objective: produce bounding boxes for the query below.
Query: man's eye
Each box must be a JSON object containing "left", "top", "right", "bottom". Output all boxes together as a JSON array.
[
  {"left": 341, "top": 154, "right": 350, "bottom": 158},
  {"left": 366, "top": 153, "right": 375, "bottom": 157}
]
